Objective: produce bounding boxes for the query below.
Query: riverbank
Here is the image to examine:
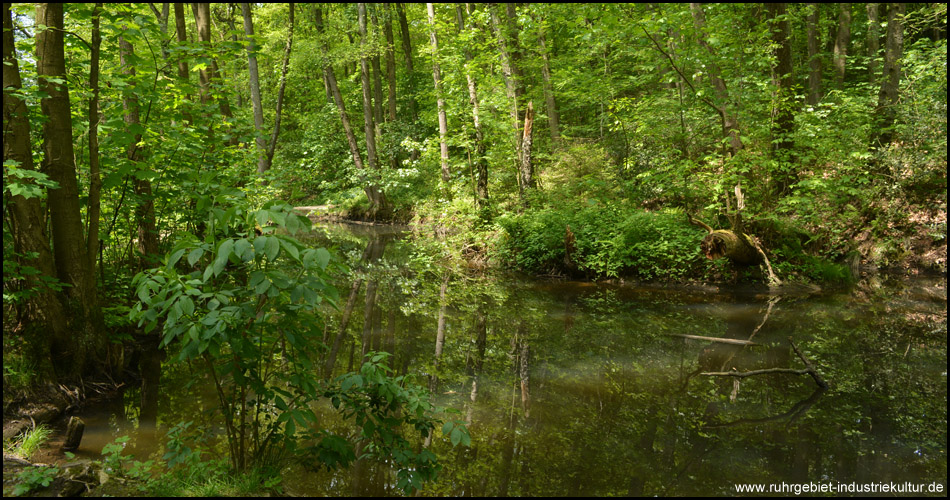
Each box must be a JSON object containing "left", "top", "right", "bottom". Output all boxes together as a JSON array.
[{"left": 295, "top": 203, "right": 947, "bottom": 285}]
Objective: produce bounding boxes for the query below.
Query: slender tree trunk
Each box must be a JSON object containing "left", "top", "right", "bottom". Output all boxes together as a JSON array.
[
  {"left": 241, "top": 3, "right": 266, "bottom": 173},
  {"left": 520, "top": 101, "right": 535, "bottom": 207},
  {"left": 193, "top": 3, "right": 237, "bottom": 145},
  {"left": 36, "top": 2, "right": 103, "bottom": 377},
  {"left": 315, "top": 6, "right": 385, "bottom": 214},
  {"left": 873, "top": 3, "right": 905, "bottom": 146},
  {"left": 359, "top": 3, "right": 388, "bottom": 219},
  {"left": 833, "top": 3, "right": 852, "bottom": 88},
  {"left": 834, "top": 3, "right": 851, "bottom": 89},
  {"left": 87, "top": 3, "right": 103, "bottom": 275},
  {"left": 768, "top": 2, "right": 795, "bottom": 196},
  {"left": 174, "top": 4, "right": 189, "bottom": 79},
  {"left": 396, "top": 3, "right": 418, "bottom": 124},
  {"left": 370, "top": 6, "right": 385, "bottom": 126},
  {"left": 224, "top": 4, "right": 244, "bottom": 109},
  {"left": 119, "top": 25, "right": 159, "bottom": 270},
  {"left": 539, "top": 26, "right": 560, "bottom": 145},
  {"left": 383, "top": 4, "right": 398, "bottom": 122},
  {"left": 265, "top": 3, "right": 294, "bottom": 171},
  {"left": 866, "top": 3, "right": 881, "bottom": 84},
  {"left": 457, "top": 4, "right": 488, "bottom": 208},
  {"left": 689, "top": 3, "right": 742, "bottom": 156},
  {"left": 806, "top": 3, "right": 822, "bottom": 105},
  {"left": 489, "top": 5, "right": 523, "bottom": 170},
  {"left": 427, "top": 3, "right": 451, "bottom": 191}
]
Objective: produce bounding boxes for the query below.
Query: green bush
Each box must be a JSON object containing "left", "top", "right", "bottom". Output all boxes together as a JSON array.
[
  {"left": 131, "top": 198, "right": 467, "bottom": 491},
  {"left": 500, "top": 203, "right": 707, "bottom": 280}
]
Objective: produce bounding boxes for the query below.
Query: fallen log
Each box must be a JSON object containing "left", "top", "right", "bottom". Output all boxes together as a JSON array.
[
  {"left": 688, "top": 212, "right": 782, "bottom": 286},
  {"left": 670, "top": 334, "right": 760, "bottom": 346}
]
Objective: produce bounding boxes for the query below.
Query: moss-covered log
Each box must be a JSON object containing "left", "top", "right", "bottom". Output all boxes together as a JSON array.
[{"left": 701, "top": 229, "right": 761, "bottom": 265}]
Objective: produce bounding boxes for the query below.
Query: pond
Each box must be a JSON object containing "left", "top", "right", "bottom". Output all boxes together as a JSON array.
[{"left": 70, "top": 222, "right": 947, "bottom": 496}]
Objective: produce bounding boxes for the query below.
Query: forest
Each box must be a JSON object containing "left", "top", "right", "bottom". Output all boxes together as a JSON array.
[{"left": 2, "top": 2, "right": 946, "bottom": 497}]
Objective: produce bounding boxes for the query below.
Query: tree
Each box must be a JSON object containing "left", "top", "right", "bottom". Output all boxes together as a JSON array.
[
  {"left": 833, "top": 3, "right": 852, "bottom": 88},
  {"left": 383, "top": 3, "right": 398, "bottom": 122},
  {"left": 489, "top": 3, "right": 530, "bottom": 200},
  {"left": 873, "top": 3, "right": 906, "bottom": 146},
  {"left": 118, "top": 11, "right": 159, "bottom": 270},
  {"left": 3, "top": 2, "right": 65, "bottom": 379},
  {"left": 427, "top": 3, "right": 451, "bottom": 193},
  {"left": 866, "top": 3, "right": 881, "bottom": 83},
  {"left": 314, "top": 5, "right": 387, "bottom": 219},
  {"left": 193, "top": 2, "right": 237, "bottom": 145},
  {"left": 35, "top": 2, "right": 105, "bottom": 377},
  {"left": 806, "top": 3, "right": 822, "bottom": 105},
  {"left": 241, "top": 3, "right": 266, "bottom": 173},
  {"left": 537, "top": 14, "right": 560, "bottom": 145},
  {"left": 767, "top": 2, "right": 796, "bottom": 196},
  {"left": 358, "top": 3, "right": 389, "bottom": 219},
  {"left": 689, "top": 3, "right": 743, "bottom": 157},
  {"left": 264, "top": 3, "right": 294, "bottom": 172},
  {"left": 456, "top": 4, "right": 488, "bottom": 209}
]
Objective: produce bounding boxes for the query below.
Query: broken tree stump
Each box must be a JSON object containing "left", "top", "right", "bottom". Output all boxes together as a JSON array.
[{"left": 62, "top": 416, "right": 85, "bottom": 451}]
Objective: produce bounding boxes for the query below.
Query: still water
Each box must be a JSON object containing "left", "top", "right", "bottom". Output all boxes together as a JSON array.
[{"left": 73, "top": 222, "right": 946, "bottom": 496}]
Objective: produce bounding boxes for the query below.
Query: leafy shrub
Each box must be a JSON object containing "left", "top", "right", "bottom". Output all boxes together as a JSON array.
[
  {"left": 131, "top": 198, "right": 466, "bottom": 491},
  {"left": 500, "top": 203, "right": 707, "bottom": 280}
]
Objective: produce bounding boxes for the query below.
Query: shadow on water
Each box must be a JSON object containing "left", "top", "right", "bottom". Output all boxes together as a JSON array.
[{"left": 70, "top": 222, "right": 947, "bottom": 495}]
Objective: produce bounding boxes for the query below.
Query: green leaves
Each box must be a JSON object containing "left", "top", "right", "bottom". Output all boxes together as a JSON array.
[{"left": 128, "top": 198, "right": 356, "bottom": 472}]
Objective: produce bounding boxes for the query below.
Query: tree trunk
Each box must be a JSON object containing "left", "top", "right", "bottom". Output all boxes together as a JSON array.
[
  {"left": 519, "top": 101, "right": 535, "bottom": 207},
  {"left": 427, "top": 3, "right": 451, "bottom": 192},
  {"left": 36, "top": 2, "right": 103, "bottom": 377},
  {"left": 873, "top": 2, "right": 905, "bottom": 146},
  {"left": 489, "top": 5, "right": 523, "bottom": 170},
  {"left": 193, "top": 3, "right": 237, "bottom": 145},
  {"left": 315, "top": 6, "right": 385, "bottom": 216},
  {"left": 806, "top": 3, "right": 822, "bottom": 105},
  {"left": 866, "top": 3, "right": 881, "bottom": 84},
  {"left": 689, "top": 3, "right": 742, "bottom": 157},
  {"left": 456, "top": 4, "right": 489, "bottom": 209},
  {"left": 172, "top": 4, "right": 193, "bottom": 124},
  {"left": 118, "top": 23, "right": 159, "bottom": 272},
  {"left": 266, "top": 2, "right": 292, "bottom": 170},
  {"left": 768, "top": 3, "right": 796, "bottom": 196},
  {"left": 3, "top": 3, "right": 64, "bottom": 380},
  {"left": 539, "top": 25, "right": 560, "bottom": 145},
  {"left": 241, "top": 3, "right": 267, "bottom": 173},
  {"left": 359, "top": 3, "right": 388, "bottom": 219},
  {"left": 265, "top": 3, "right": 293, "bottom": 172},
  {"left": 87, "top": 3, "right": 103, "bottom": 275},
  {"left": 833, "top": 3, "right": 852, "bottom": 88},
  {"left": 370, "top": 6, "right": 385, "bottom": 127},
  {"left": 396, "top": 3, "right": 418, "bottom": 124},
  {"left": 383, "top": 4, "right": 398, "bottom": 122}
]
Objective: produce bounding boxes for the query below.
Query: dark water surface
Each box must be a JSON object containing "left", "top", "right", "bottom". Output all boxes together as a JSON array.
[{"left": 73, "top": 223, "right": 947, "bottom": 496}]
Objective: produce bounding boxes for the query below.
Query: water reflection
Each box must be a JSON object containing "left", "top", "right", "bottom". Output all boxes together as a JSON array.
[{"left": 74, "top": 223, "right": 946, "bottom": 495}]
